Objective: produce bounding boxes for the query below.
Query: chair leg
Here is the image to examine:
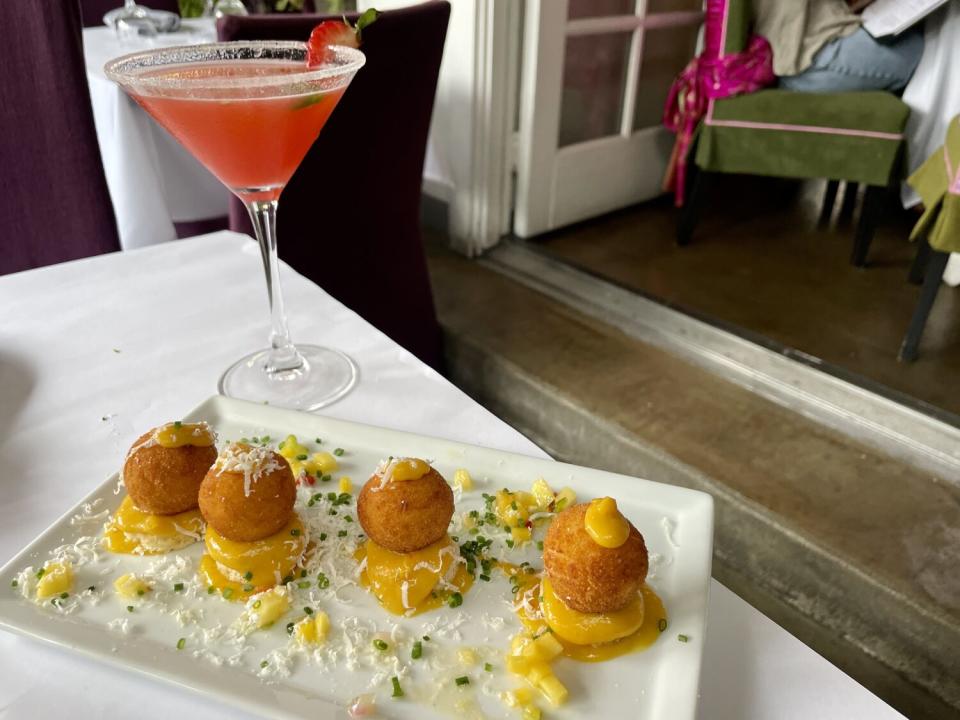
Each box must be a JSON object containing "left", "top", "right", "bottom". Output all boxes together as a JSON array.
[
  {"left": 838, "top": 181, "right": 859, "bottom": 224},
  {"left": 819, "top": 180, "right": 840, "bottom": 227},
  {"left": 908, "top": 239, "right": 931, "bottom": 285},
  {"left": 677, "top": 168, "right": 711, "bottom": 247},
  {"left": 899, "top": 247, "right": 948, "bottom": 362},
  {"left": 851, "top": 185, "right": 884, "bottom": 267}
]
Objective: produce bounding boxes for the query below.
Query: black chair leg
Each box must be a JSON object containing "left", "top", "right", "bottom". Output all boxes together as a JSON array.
[
  {"left": 908, "top": 239, "right": 932, "bottom": 285},
  {"left": 677, "top": 167, "right": 711, "bottom": 247},
  {"left": 851, "top": 185, "right": 884, "bottom": 267},
  {"left": 819, "top": 180, "right": 839, "bottom": 227},
  {"left": 899, "top": 247, "right": 949, "bottom": 362},
  {"left": 839, "top": 181, "right": 859, "bottom": 223}
]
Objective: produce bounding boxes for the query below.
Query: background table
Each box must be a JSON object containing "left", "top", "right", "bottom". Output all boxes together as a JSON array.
[
  {"left": 0, "top": 232, "right": 905, "bottom": 719},
  {"left": 83, "top": 19, "right": 229, "bottom": 250}
]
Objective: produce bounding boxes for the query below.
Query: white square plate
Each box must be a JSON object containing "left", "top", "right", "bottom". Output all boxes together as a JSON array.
[{"left": 0, "top": 396, "right": 713, "bottom": 719}]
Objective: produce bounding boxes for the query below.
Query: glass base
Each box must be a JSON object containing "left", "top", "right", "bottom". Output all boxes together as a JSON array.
[{"left": 218, "top": 344, "right": 358, "bottom": 411}]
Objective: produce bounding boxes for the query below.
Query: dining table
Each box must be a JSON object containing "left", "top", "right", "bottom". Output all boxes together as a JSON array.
[
  {"left": 83, "top": 19, "right": 230, "bottom": 250},
  {"left": 0, "top": 231, "right": 907, "bottom": 720}
]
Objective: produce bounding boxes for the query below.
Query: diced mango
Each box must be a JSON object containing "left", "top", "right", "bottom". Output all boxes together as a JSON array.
[
  {"left": 554, "top": 487, "right": 577, "bottom": 511},
  {"left": 514, "top": 686, "right": 535, "bottom": 706},
  {"left": 506, "top": 654, "right": 532, "bottom": 675},
  {"left": 537, "top": 674, "right": 569, "bottom": 707},
  {"left": 338, "top": 476, "right": 352, "bottom": 494},
  {"left": 511, "top": 526, "right": 532, "bottom": 544},
  {"left": 296, "top": 610, "right": 329, "bottom": 645},
  {"left": 496, "top": 490, "right": 529, "bottom": 526},
  {"left": 304, "top": 451, "right": 338, "bottom": 475},
  {"left": 36, "top": 562, "right": 74, "bottom": 599},
  {"left": 522, "top": 631, "right": 563, "bottom": 661},
  {"left": 522, "top": 706, "right": 542, "bottom": 720},
  {"left": 252, "top": 588, "right": 290, "bottom": 628},
  {"left": 458, "top": 647, "right": 477, "bottom": 666},
  {"left": 278, "top": 435, "right": 308, "bottom": 460},
  {"left": 525, "top": 661, "right": 552, "bottom": 685},
  {"left": 113, "top": 573, "right": 151, "bottom": 599},
  {"left": 531, "top": 478, "right": 555, "bottom": 509},
  {"left": 453, "top": 468, "right": 474, "bottom": 491}
]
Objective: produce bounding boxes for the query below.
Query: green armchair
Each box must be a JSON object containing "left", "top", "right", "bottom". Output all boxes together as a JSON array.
[{"left": 679, "top": 0, "right": 911, "bottom": 267}]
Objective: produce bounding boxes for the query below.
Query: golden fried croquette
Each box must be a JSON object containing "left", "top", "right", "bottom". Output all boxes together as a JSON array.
[
  {"left": 123, "top": 430, "right": 217, "bottom": 515},
  {"left": 357, "top": 462, "right": 454, "bottom": 554},
  {"left": 198, "top": 443, "right": 296, "bottom": 542},
  {"left": 543, "top": 502, "right": 648, "bottom": 614}
]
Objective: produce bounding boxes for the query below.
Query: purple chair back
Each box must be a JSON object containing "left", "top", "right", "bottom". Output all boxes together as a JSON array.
[
  {"left": 218, "top": 2, "right": 450, "bottom": 370},
  {"left": 79, "top": 0, "right": 182, "bottom": 27},
  {"left": 0, "top": 2, "right": 119, "bottom": 275}
]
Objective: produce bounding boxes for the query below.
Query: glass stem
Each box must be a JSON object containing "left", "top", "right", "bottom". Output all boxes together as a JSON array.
[{"left": 245, "top": 199, "right": 304, "bottom": 374}]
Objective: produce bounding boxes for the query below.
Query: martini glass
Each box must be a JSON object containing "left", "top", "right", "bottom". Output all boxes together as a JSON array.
[{"left": 105, "top": 41, "right": 365, "bottom": 410}]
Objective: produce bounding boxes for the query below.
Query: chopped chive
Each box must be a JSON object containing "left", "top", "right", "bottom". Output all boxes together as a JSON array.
[
  {"left": 282, "top": 574, "right": 293, "bottom": 584},
  {"left": 296, "top": 454, "right": 308, "bottom": 461},
  {"left": 173, "top": 582, "right": 184, "bottom": 592},
  {"left": 290, "top": 528, "right": 301, "bottom": 537},
  {"left": 319, "top": 533, "right": 328, "bottom": 541},
  {"left": 10, "top": 580, "right": 17, "bottom": 588},
  {"left": 136, "top": 589, "right": 145, "bottom": 596},
  {"left": 390, "top": 675, "right": 404, "bottom": 698},
  {"left": 455, "top": 676, "right": 470, "bottom": 686},
  {"left": 411, "top": 640, "right": 422, "bottom": 659},
  {"left": 321, "top": 474, "right": 332, "bottom": 483},
  {"left": 337, "top": 530, "right": 348, "bottom": 538},
  {"left": 207, "top": 586, "right": 215, "bottom": 595},
  {"left": 678, "top": 633, "right": 689, "bottom": 643},
  {"left": 423, "top": 635, "right": 431, "bottom": 641},
  {"left": 327, "top": 492, "right": 337, "bottom": 501},
  {"left": 87, "top": 585, "right": 95, "bottom": 592},
  {"left": 658, "top": 618, "right": 668, "bottom": 632},
  {"left": 260, "top": 660, "right": 269, "bottom": 669},
  {"left": 253, "top": 599, "right": 262, "bottom": 609},
  {"left": 505, "top": 539, "right": 515, "bottom": 549},
  {"left": 126, "top": 605, "right": 134, "bottom": 613},
  {"left": 447, "top": 592, "right": 463, "bottom": 608},
  {"left": 243, "top": 584, "right": 254, "bottom": 592},
  {"left": 35, "top": 568, "right": 45, "bottom": 579},
  {"left": 243, "top": 571, "right": 253, "bottom": 581},
  {"left": 315, "top": 438, "right": 322, "bottom": 444},
  {"left": 344, "top": 516, "right": 353, "bottom": 523},
  {"left": 59, "top": 592, "right": 69, "bottom": 599},
  {"left": 222, "top": 588, "right": 234, "bottom": 599},
  {"left": 328, "top": 509, "right": 337, "bottom": 516},
  {"left": 286, "top": 622, "right": 295, "bottom": 635},
  {"left": 479, "top": 574, "right": 491, "bottom": 582},
  {"left": 317, "top": 574, "right": 330, "bottom": 589},
  {"left": 333, "top": 448, "right": 344, "bottom": 457},
  {"left": 304, "top": 606, "right": 314, "bottom": 615},
  {"left": 297, "top": 580, "right": 311, "bottom": 589},
  {"left": 174, "top": 420, "right": 182, "bottom": 428},
  {"left": 176, "top": 637, "right": 186, "bottom": 650},
  {"left": 300, "top": 569, "right": 307, "bottom": 578},
  {"left": 373, "top": 639, "right": 389, "bottom": 651},
  {"left": 536, "top": 541, "right": 544, "bottom": 551},
  {"left": 484, "top": 662, "right": 494, "bottom": 672}
]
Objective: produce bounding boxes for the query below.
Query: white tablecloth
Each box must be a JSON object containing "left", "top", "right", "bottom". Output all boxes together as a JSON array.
[
  {"left": 83, "top": 20, "right": 230, "bottom": 250},
  {"left": 0, "top": 232, "right": 905, "bottom": 720}
]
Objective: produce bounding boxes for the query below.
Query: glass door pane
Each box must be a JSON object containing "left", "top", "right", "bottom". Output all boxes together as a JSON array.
[
  {"left": 632, "top": 25, "right": 698, "bottom": 130},
  {"left": 559, "top": 32, "right": 632, "bottom": 147},
  {"left": 568, "top": 0, "right": 636, "bottom": 20}
]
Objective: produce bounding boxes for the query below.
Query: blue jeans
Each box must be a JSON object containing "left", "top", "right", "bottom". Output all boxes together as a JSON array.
[{"left": 780, "top": 27, "right": 924, "bottom": 93}]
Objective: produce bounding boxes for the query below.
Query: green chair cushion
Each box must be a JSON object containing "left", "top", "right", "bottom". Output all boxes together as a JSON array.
[
  {"left": 908, "top": 116, "right": 960, "bottom": 253},
  {"left": 696, "top": 90, "right": 910, "bottom": 186}
]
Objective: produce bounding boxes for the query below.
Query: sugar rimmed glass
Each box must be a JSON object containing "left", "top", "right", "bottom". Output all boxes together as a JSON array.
[{"left": 106, "top": 41, "right": 365, "bottom": 410}]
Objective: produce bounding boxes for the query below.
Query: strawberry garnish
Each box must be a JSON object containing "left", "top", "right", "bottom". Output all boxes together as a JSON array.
[{"left": 306, "top": 8, "right": 379, "bottom": 67}]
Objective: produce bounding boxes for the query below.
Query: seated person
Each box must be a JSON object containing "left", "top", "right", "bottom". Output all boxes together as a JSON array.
[{"left": 753, "top": 0, "right": 923, "bottom": 93}]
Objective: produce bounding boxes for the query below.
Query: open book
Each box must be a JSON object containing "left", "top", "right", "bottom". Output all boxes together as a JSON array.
[{"left": 861, "top": 0, "right": 950, "bottom": 37}]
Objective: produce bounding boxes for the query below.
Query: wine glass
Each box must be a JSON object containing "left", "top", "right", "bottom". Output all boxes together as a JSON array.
[{"left": 105, "top": 41, "right": 365, "bottom": 410}]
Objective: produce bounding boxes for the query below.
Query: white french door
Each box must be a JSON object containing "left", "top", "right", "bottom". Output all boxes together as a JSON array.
[{"left": 514, "top": 0, "right": 702, "bottom": 238}]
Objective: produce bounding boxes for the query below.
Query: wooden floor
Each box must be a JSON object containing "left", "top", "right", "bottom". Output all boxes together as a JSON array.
[{"left": 533, "top": 177, "right": 960, "bottom": 421}]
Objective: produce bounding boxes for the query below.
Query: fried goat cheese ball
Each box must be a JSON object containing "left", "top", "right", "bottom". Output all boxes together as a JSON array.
[
  {"left": 357, "top": 458, "right": 454, "bottom": 554},
  {"left": 543, "top": 498, "right": 648, "bottom": 614},
  {"left": 198, "top": 443, "right": 297, "bottom": 542},
  {"left": 122, "top": 422, "right": 217, "bottom": 515}
]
